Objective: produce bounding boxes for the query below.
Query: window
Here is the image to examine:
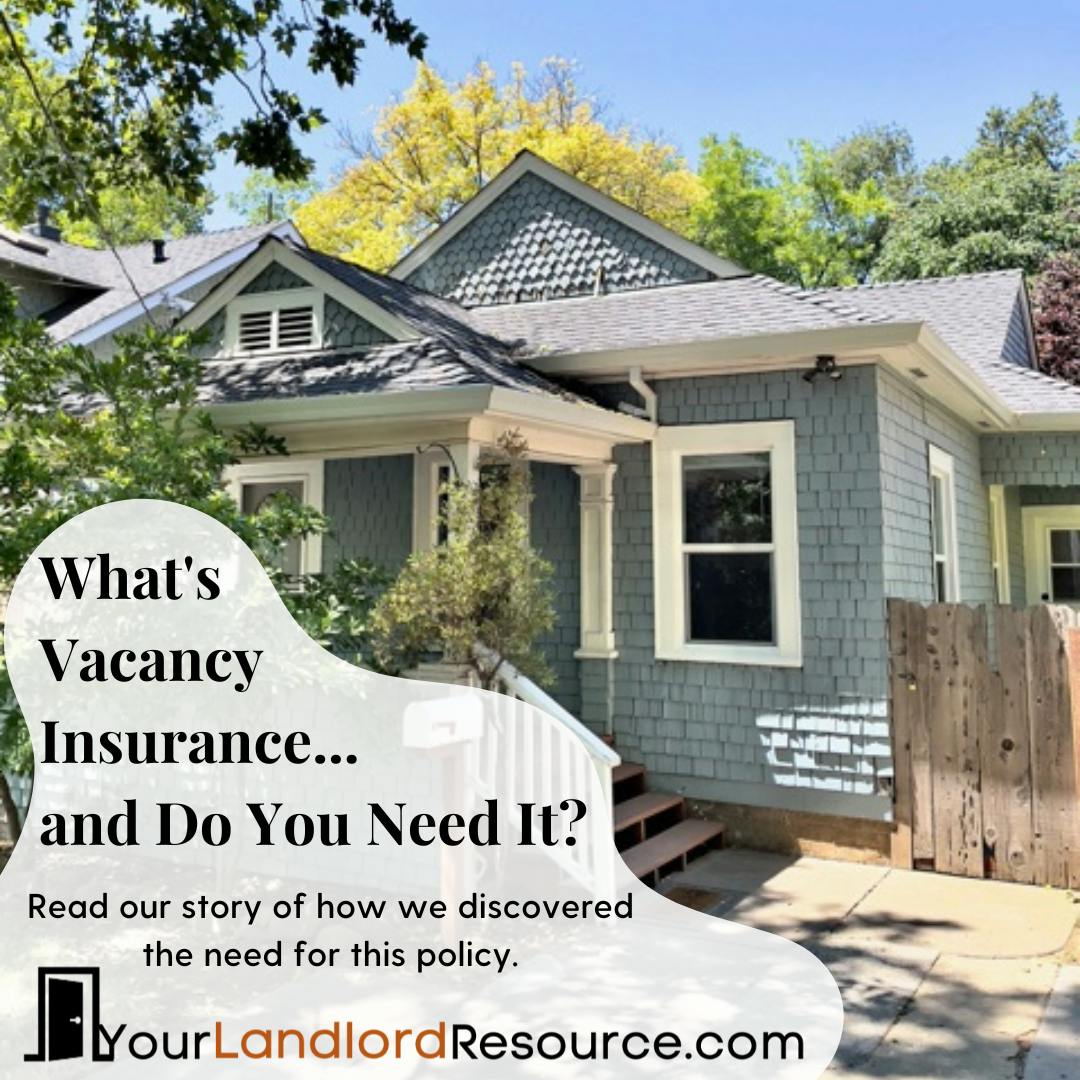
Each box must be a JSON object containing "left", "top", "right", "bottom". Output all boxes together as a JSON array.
[
  {"left": 928, "top": 445, "right": 959, "bottom": 602},
  {"left": 653, "top": 421, "right": 801, "bottom": 666},
  {"left": 225, "top": 460, "right": 324, "bottom": 577},
  {"left": 988, "top": 485, "right": 1010, "bottom": 605},
  {"left": 1022, "top": 506, "right": 1080, "bottom": 605},
  {"left": 226, "top": 289, "right": 323, "bottom": 355}
]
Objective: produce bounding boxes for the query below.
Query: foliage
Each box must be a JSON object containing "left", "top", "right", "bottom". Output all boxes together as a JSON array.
[
  {"left": 694, "top": 134, "right": 893, "bottom": 286},
  {"left": 0, "top": 1, "right": 425, "bottom": 226},
  {"left": 371, "top": 433, "right": 555, "bottom": 689},
  {"left": 227, "top": 170, "right": 322, "bottom": 226},
  {"left": 0, "top": 286, "right": 389, "bottom": 813},
  {"left": 297, "top": 59, "right": 703, "bottom": 269},
  {"left": 0, "top": 51, "right": 211, "bottom": 242},
  {"left": 872, "top": 94, "right": 1080, "bottom": 281},
  {"left": 1032, "top": 254, "right": 1080, "bottom": 383}
]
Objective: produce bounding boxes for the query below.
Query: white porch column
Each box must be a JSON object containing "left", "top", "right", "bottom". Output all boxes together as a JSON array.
[{"left": 573, "top": 462, "right": 618, "bottom": 659}]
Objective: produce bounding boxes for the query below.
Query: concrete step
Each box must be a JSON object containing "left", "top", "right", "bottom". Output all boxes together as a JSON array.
[
  {"left": 613, "top": 792, "right": 685, "bottom": 833},
  {"left": 621, "top": 819, "right": 726, "bottom": 883}
]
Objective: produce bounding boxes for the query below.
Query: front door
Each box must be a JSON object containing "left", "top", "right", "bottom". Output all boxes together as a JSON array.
[{"left": 47, "top": 977, "right": 84, "bottom": 1060}]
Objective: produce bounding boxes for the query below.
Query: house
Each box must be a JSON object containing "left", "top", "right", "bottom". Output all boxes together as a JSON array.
[{"left": 10, "top": 150, "right": 1080, "bottom": 858}]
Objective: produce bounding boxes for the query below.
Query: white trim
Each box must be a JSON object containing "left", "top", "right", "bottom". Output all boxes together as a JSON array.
[
  {"left": 928, "top": 445, "right": 960, "bottom": 602},
  {"left": 1022, "top": 505, "right": 1080, "bottom": 605},
  {"left": 411, "top": 450, "right": 453, "bottom": 552},
  {"left": 652, "top": 421, "right": 801, "bottom": 667},
  {"left": 988, "top": 484, "right": 1010, "bottom": 605},
  {"left": 225, "top": 458, "right": 325, "bottom": 574},
  {"left": 179, "top": 238, "right": 418, "bottom": 344},
  {"left": 574, "top": 462, "right": 618, "bottom": 659},
  {"left": 64, "top": 223, "right": 300, "bottom": 345},
  {"left": 390, "top": 150, "right": 744, "bottom": 282}
]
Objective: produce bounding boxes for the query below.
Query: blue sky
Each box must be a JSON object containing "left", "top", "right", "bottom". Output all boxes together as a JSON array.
[{"left": 205, "top": 0, "right": 1080, "bottom": 228}]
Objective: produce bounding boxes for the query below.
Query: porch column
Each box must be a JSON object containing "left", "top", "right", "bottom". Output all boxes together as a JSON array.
[
  {"left": 573, "top": 462, "right": 618, "bottom": 659},
  {"left": 412, "top": 440, "right": 480, "bottom": 552}
]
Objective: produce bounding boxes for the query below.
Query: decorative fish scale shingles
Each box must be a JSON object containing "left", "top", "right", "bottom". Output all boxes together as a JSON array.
[
  {"left": 239, "top": 262, "right": 310, "bottom": 294},
  {"left": 322, "top": 297, "right": 393, "bottom": 350},
  {"left": 405, "top": 172, "right": 710, "bottom": 305}
]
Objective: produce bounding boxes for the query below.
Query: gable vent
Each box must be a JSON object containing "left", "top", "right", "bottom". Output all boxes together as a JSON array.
[
  {"left": 236, "top": 303, "right": 317, "bottom": 354},
  {"left": 276, "top": 305, "right": 315, "bottom": 348},
  {"left": 238, "top": 310, "right": 274, "bottom": 352}
]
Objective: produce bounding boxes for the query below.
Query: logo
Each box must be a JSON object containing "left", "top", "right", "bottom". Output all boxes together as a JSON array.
[{"left": 25, "top": 966, "right": 112, "bottom": 1062}]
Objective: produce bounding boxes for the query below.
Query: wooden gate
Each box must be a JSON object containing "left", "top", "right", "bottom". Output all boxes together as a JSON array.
[{"left": 888, "top": 599, "right": 1080, "bottom": 888}]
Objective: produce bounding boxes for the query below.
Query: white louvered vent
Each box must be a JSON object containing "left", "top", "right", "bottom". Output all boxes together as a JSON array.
[
  {"left": 234, "top": 302, "right": 317, "bottom": 353},
  {"left": 238, "top": 309, "right": 274, "bottom": 352},
  {"left": 276, "top": 305, "right": 315, "bottom": 348}
]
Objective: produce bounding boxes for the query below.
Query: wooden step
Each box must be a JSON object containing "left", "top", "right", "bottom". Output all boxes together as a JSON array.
[
  {"left": 612, "top": 762, "right": 645, "bottom": 787},
  {"left": 621, "top": 819, "right": 725, "bottom": 881},
  {"left": 613, "top": 792, "right": 684, "bottom": 833}
]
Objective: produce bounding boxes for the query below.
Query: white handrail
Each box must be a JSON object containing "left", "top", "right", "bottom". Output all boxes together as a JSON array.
[{"left": 475, "top": 648, "right": 620, "bottom": 769}]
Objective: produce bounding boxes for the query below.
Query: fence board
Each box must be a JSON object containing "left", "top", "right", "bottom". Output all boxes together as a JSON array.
[
  {"left": 927, "top": 605, "right": 983, "bottom": 877},
  {"left": 981, "top": 607, "right": 1033, "bottom": 883},
  {"left": 888, "top": 600, "right": 1080, "bottom": 889},
  {"left": 887, "top": 599, "right": 914, "bottom": 869}
]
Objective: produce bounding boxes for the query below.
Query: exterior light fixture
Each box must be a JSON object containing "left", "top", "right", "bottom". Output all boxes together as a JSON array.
[{"left": 803, "top": 354, "right": 842, "bottom": 384}]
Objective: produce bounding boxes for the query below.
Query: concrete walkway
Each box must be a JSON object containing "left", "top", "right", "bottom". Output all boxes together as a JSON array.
[{"left": 661, "top": 850, "right": 1080, "bottom": 1079}]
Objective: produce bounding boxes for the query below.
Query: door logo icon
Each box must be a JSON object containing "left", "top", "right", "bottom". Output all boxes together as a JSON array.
[{"left": 24, "top": 967, "right": 112, "bottom": 1062}]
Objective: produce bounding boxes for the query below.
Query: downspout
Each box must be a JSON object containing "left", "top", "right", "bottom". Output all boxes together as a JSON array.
[{"left": 628, "top": 366, "right": 657, "bottom": 422}]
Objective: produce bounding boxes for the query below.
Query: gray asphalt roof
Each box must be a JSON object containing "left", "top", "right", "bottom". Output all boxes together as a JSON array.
[
  {"left": 468, "top": 275, "right": 882, "bottom": 356},
  {"left": 1, "top": 223, "right": 288, "bottom": 340},
  {"left": 196, "top": 336, "right": 592, "bottom": 406}
]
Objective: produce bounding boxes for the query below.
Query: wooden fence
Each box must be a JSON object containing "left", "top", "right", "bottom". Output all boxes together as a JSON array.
[{"left": 888, "top": 599, "right": 1080, "bottom": 888}]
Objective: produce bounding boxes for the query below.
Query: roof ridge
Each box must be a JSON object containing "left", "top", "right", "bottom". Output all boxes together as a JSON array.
[{"left": 821, "top": 268, "right": 1024, "bottom": 294}]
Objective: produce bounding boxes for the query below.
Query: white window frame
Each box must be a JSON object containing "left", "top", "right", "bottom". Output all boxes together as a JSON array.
[
  {"left": 225, "top": 458, "right": 325, "bottom": 574},
  {"left": 1022, "top": 505, "right": 1080, "bottom": 606},
  {"left": 223, "top": 287, "right": 324, "bottom": 357},
  {"left": 412, "top": 451, "right": 454, "bottom": 553},
  {"left": 653, "top": 420, "right": 801, "bottom": 667},
  {"left": 928, "top": 445, "right": 960, "bottom": 602},
  {"left": 988, "top": 484, "right": 1010, "bottom": 605}
]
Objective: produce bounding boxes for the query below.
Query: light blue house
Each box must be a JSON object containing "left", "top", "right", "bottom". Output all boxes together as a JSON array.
[{"left": 8, "top": 151, "right": 1080, "bottom": 859}]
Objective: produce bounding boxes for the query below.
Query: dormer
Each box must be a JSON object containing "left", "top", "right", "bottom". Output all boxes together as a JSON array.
[{"left": 181, "top": 238, "right": 418, "bottom": 359}]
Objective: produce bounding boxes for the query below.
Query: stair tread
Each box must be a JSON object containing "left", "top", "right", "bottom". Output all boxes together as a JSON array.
[
  {"left": 612, "top": 762, "right": 646, "bottom": 785},
  {"left": 613, "top": 792, "right": 684, "bottom": 831},
  {"left": 621, "top": 819, "right": 725, "bottom": 879}
]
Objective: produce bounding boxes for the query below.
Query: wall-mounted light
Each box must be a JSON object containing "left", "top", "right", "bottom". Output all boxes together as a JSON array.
[{"left": 803, "top": 354, "right": 843, "bottom": 384}]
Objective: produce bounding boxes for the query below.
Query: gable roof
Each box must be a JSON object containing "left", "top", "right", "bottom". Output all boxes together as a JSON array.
[
  {"left": 389, "top": 149, "right": 744, "bottom": 293},
  {"left": 2, "top": 222, "right": 299, "bottom": 344}
]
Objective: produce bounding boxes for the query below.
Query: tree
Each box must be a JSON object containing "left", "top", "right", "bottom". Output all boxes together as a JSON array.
[
  {"left": 296, "top": 59, "right": 703, "bottom": 269},
  {"left": 1032, "top": 254, "right": 1080, "bottom": 383},
  {"left": 694, "top": 135, "right": 892, "bottom": 287},
  {"left": 871, "top": 94, "right": 1080, "bottom": 281},
  {"left": 371, "top": 433, "right": 555, "bottom": 690},
  {"left": 0, "top": 288, "right": 387, "bottom": 839},
  {"left": 54, "top": 186, "right": 211, "bottom": 247},
  {"left": 227, "top": 171, "right": 321, "bottom": 226},
  {"left": 0, "top": 1, "right": 426, "bottom": 227},
  {"left": 872, "top": 160, "right": 1080, "bottom": 280}
]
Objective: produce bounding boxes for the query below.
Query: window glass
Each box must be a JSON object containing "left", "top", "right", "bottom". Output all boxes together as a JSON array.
[
  {"left": 931, "top": 476, "right": 945, "bottom": 556},
  {"left": 1049, "top": 529, "right": 1080, "bottom": 601},
  {"left": 241, "top": 480, "right": 304, "bottom": 578},
  {"left": 683, "top": 453, "right": 771, "bottom": 544},
  {"left": 686, "top": 553, "right": 773, "bottom": 643}
]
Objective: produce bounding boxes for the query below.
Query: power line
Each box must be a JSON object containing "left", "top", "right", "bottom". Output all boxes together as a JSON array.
[{"left": 0, "top": 11, "right": 158, "bottom": 325}]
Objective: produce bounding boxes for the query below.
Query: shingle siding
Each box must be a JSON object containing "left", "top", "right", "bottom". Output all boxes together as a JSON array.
[
  {"left": 1002, "top": 292, "right": 1034, "bottom": 366},
  {"left": 404, "top": 171, "right": 711, "bottom": 306},
  {"left": 603, "top": 367, "right": 893, "bottom": 820},
  {"left": 878, "top": 368, "right": 994, "bottom": 606},
  {"left": 982, "top": 434, "right": 1080, "bottom": 486},
  {"left": 239, "top": 262, "right": 309, "bottom": 293},
  {"left": 322, "top": 297, "right": 393, "bottom": 350},
  {"left": 323, "top": 456, "right": 413, "bottom": 571},
  {"left": 529, "top": 463, "right": 582, "bottom": 716}
]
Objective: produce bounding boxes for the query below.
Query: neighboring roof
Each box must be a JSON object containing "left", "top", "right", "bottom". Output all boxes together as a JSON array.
[
  {"left": 197, "top": 337, "right": 590, "bottom": 406},
  {"left": 2, "top": 222, "right": 298, "bottom": 344},
  {"left": 390, "top": 150, "right": 745, "bottom": 288},
  {"left": 468, "top": 275, "right": 883, "bottom": 357},
  {"left": 818, "top": 271, "right": 1033, "bottom": 375}
]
